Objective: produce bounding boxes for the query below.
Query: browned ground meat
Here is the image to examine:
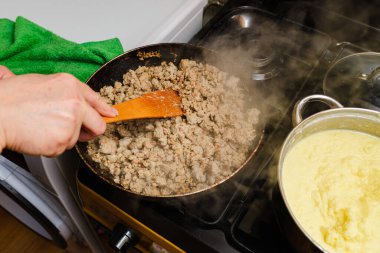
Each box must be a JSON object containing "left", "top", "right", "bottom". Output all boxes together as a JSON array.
[{"left": 87, "top": 59, "right": 260, "bottom": 196}]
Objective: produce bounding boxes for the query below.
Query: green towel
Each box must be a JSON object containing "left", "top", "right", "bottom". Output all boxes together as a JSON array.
[{"left": 0, "top": 16, "right": 124, "bottom": 82}]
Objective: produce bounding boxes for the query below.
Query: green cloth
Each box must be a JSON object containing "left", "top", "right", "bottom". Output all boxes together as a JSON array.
[{"left": 0, "top": 16, "right": 124, "bottom": 82}]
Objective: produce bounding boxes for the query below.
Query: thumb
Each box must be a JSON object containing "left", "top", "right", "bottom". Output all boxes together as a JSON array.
[{"left": 0, "top": 66, "right": 15, "bottom": 80}]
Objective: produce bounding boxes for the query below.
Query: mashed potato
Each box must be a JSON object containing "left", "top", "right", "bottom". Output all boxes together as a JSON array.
[{"left": 282, "top": 129, "right": 380, "bottom": 253}]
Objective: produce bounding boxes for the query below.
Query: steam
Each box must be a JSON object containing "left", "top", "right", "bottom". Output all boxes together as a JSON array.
[
  {"left": 281, "top": 0, "right": 380, "bottom": 111},
  {"left": 197, "top": 20, "right": 323, "bottom": 124},
  {"left": 281, "top": 0, "right": 380, "bottom": 48},
  {"left": 171, "top": 1, "right": 372, "bottom": 216},
  {"left": 128, "top": 2, "right": 380, "bottom": 221}
]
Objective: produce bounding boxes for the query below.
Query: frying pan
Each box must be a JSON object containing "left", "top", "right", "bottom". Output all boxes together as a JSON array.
[{"left": 75, "top": 43, "right": 265, "bottom": 199}]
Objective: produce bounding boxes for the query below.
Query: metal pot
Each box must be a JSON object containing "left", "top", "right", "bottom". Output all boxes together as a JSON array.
[
  {"left": 75, "top": 43, "right": 265, "bottom": 199},
  {"left": 273, "top": 94, "right": 380, "bottom": 253}
]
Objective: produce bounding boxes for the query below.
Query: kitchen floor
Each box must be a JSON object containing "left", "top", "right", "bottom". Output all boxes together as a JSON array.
[{"left": 0, "top": 206, "right": 92, "bottom": 253}]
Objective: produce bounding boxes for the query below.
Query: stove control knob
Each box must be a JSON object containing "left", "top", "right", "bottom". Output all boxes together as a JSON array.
[{"left": 109, "top": 223, "right": 139, "bottom": 253}]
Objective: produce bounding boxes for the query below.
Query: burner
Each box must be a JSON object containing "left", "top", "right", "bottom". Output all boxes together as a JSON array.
[
  {"left": 247, "top": 39, "right": 276, "bottom": 68},
  {"left": 243, "top": 37, "right": 283, "bottom": 81},
  {"left": 236, "top": 29, "right": 284, "bottom": 81}
]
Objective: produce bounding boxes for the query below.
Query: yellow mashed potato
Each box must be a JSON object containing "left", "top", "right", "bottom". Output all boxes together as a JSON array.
[{"left": 282, "top": 129, "right": 380, "bottom": 253}]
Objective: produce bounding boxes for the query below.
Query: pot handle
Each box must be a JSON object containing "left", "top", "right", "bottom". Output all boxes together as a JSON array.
[{"left": 292, "top": 94, "right": 344, "bottom": 126}]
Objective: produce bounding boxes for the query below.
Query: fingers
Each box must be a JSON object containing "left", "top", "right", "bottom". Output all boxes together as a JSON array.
[
  {"left": 60, "top": 75, "right": 112, "bottom": 145},
  {"left": 79, "top": 82, "right": 118, "bottom": 117},
  {"left": 81, "top": 103, "right": 107, "bottom": 138},
  {"left": 78, "top": 128, "right": 96, "bottom": 142},
  {"left": 0, "top": 66, "right": 15, "bottom": 80},
  {"left": 67, "top": 103, "right": 104, "bottom": 146}
]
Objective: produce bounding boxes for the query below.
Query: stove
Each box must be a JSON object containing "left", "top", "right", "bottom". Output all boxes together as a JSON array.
[{"left": 77, "top": 1, "right": 380, "bottom": 252}]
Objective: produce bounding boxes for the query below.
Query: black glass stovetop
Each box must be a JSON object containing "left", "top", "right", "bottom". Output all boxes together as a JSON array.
[{"left": 78, "top": 1, "right": 380, "bottom": 252}]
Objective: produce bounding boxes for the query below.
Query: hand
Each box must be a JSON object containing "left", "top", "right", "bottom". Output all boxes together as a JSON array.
[{"left": 0, "top": 66, "right": 117, "bottom": 157}]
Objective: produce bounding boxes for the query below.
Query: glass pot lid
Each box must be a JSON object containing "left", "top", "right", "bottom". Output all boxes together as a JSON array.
[{"left": 323, "top": 52, "right": 380, "bottom": 111}]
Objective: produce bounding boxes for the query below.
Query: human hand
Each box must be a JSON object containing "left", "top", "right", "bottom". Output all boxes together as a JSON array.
[{"left": 0, "top": 66, "right": 117, "bottom": 156}]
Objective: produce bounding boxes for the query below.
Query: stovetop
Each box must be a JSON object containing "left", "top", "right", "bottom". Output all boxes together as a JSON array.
[{"left": 78, "top": 1, "right": 380, "bottom": 252}]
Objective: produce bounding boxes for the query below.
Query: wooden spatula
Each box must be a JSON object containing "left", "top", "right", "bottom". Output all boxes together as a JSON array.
[{"left": 103, "top": 89, "right": 184, "bottom": 123}]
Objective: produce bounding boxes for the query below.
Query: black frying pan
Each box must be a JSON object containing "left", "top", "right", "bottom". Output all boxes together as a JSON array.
[{"left": 75, "top": 43, "right": 264, "bottom": 199}]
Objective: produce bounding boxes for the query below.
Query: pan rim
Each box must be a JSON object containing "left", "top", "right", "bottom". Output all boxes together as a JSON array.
[{"left": 75, "top": 42, "right": 266, "bottom": 198}]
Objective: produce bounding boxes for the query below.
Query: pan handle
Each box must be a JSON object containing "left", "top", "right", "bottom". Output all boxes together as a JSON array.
[{"left": 292, "top": 94, "right": 344, "bottom": 127}]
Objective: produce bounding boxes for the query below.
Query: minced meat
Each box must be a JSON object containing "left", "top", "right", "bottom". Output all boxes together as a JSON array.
[{"left": 87, "top": 59, "right": 260, "bottom": 196}]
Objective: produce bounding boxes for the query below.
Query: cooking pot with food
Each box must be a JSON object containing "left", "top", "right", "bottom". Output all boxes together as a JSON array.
[
  {"left": 76, "top": 43, "right": 265, "bottom": 200},
  {"left": 274, "top": 94, "right": 380, "bottom": 253}
]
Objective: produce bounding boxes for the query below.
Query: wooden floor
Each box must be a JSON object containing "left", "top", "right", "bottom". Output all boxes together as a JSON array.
[{"left": 0, "top": 206, "right": 92, "bottom": 253}]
